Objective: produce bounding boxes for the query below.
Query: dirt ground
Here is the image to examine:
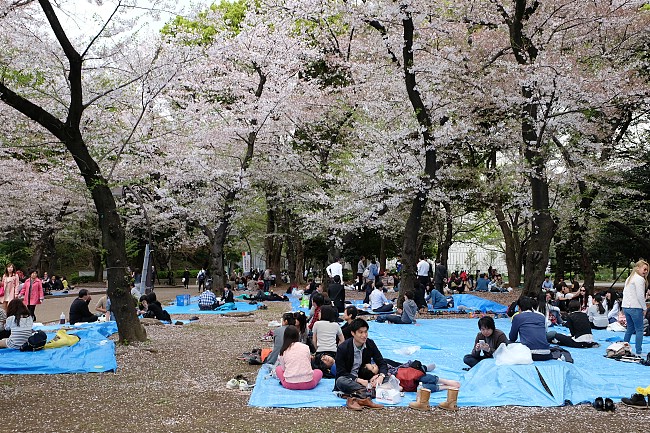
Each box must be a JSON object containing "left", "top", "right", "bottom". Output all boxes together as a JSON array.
[{"left": 2, "top": 284, "right": 648, "bottom": 433}]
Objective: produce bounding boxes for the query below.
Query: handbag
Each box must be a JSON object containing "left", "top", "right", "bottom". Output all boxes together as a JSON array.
[{"left": 362, "top": 268, "right": 370, "bottom": 278}]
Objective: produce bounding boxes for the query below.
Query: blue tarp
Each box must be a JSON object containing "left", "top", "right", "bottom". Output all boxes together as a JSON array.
[
  {"left": 0, "top": 326, "right": 117, "bottom": 375},
  {"left": 166, "top": 298, "right": 258, "bottom": 315},
  {"left": 248, "top": 317, "right": 649, "bottom": 408},
  {"left": 429, "top": 294, "right": 508, "bottom": 314}
]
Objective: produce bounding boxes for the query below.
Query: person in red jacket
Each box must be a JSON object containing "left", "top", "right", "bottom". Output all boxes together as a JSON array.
[{"left": 18, "top": 270, "right": 44, "bottom": 321}]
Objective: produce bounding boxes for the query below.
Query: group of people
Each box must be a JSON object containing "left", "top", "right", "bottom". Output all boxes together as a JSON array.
[{"left": 264, "top": 305, "right": 461, "bottom": 410}]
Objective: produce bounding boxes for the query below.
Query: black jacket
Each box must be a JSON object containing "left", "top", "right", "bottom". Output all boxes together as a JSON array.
[
  {"left": 327, "top": 283, "right": 345, "bottom": 312},
  {"left": 334, "top": 337, "right": 387, "bottom": 388},
  {"left": 69, "top": 298, "right": 98, "bottom": 325}
]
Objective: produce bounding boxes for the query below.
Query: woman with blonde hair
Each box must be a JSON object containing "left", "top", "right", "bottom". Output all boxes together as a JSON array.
[
  {"left": 2, "top": 263, "right": 20, "bottom": 311},
  {"left": 622, "top": 259, "right": 648, "bottom": 356}
]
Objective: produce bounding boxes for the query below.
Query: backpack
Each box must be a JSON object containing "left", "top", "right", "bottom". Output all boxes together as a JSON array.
[
  {"left": 198, "top": 271, "right": 205, "bottom": 282},
  {"left": 19, "top": 330, "right": 48, "bottom": 352},
  {"left": 395, "top": 366, "right": 425, "bottom": 392}
]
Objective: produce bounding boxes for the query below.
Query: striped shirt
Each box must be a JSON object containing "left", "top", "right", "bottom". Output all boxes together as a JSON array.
[{"left": 5, "top": 315, "right": 34, "bottom": 349}]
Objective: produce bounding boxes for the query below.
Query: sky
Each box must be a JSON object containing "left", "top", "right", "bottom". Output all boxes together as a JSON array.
[{"left": 51, "top": 0, "right": 209, "bottom": 40}]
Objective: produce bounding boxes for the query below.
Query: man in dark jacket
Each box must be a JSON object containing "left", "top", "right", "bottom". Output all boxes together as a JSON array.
[
  {"left": 327, "top": 275, "right": 345, "bottom": 313},
  {"left": 335, "top": 318, "right": 387, "bottom": 410},
  {"left": 69, "top": 289, "right": 99, "bottom": 325}
]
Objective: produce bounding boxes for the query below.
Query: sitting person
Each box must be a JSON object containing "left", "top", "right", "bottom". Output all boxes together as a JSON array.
[
  {"left": 340, "top": 305, "right": 358, "bottom": 340},
  {"left": 474, "top": 273, "right": 490, "bottom": 292},
  {"left": 369, "top": 282, "right": 393, "bottom": 313},
  {"left": 427, "top": 287, "right": 449, "bottom": 309},
  {"left": 556, "top": 285, "right": 573, "bottom": 312},
  {"left": 312, "top": 353, "right": 336, "bottom": 379},
  {"left": 536, "top": 292, "right": 562, "bottom": 327},
  {"left": 198, "top": 288, "right": 218, "bottom": 310},
  {"left": 605, "top": 289, "right": 621, "bottom": 324},
  {"left": 587, "top": 294, "right": 609, "bottom": 329},
  {"left": 463, "top": 316, "right": 508, "bottom": 368},
  {"left": 220, "top": 284, "right": 235, "bottom": 304},
  {"left": 334, "top": 318, "right": 386, "bottom": 410},
  {"left": 143, "top": 292, "right": 171, "bottom": 322},
  {"left": 0, "top": 299, "right": 33, "bottom": 349},
  {"left": 294, "top": 311, "right": 314, "bottom": 352},
  {"left": 0, "top": 305, "right": 9, "bottom": 339},
  {"left": 265, "top": 312, "right": 296, "bottom": 365},
  {"left": 376, "top": 289, "right": 418, "bottom": 324},
  {"left": 312, "top": 305, "right": 344, "bottom": 359},
  {"left": 509, "top": 296, "right": 553, "bottom": 361},
  {"left": 547, "top": 300, "right": 599, "bottom": 348},
  {"left": 412, "top": 282, "right": 427, "bottom": 310},
  {"left": 307, "top": 292, "right": 325, "bottom": 331},
  {"left": 69, "top": 289, "right": 99, "bottom": 325},
  {"left": 276, "top": 326, "right": 323, "bottom": 390}
]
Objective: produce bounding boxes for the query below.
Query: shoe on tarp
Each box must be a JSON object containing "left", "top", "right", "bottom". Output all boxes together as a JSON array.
[{"left": 621, "top": 393, "right": 648, "bottom": 409}]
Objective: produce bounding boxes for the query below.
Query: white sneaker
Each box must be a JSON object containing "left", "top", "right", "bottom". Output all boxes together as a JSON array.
[
  {"left": 226, "top": 379, "right": 239, "bottom": 389},
  {"left": 239, "top": 380, "right": 255, "bottom": 391}
]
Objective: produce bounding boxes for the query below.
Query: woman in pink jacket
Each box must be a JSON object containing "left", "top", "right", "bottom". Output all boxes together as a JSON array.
[
  {"left": 2, "top": 263, "right": 20, "bottom": 311},
  {"left": 18, "top": 270, "right": 44, "bottom": 321},
  {"left": 276, "top": 326, "right": 323, "bottom": 390}
]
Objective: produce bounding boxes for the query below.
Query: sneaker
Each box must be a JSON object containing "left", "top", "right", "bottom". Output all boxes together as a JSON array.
[
  {"left": 226, "top": 379, "right": 239, "bottom": 390},
  {"left": 239, "top": 380, "right": 255, "bottom": 391},
  {"left": 621, "top": 393, "right": 648, "bottom": 409}
]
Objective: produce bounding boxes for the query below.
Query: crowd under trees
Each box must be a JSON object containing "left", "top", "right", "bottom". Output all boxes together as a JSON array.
[{"left": 1, "top": 0, "right": 649, "bottom": 340}]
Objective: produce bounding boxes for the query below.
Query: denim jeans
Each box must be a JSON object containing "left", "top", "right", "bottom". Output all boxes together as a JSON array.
[{"left": 624, "top": 308, "right": 644, "bottom": 354}]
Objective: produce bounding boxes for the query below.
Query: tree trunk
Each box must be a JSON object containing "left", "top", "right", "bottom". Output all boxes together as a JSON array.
[
  {"left": 0, "top": 1, "right": 144, "bottom": 343},
  {"left": 494, "top": 204, "right": 525, "bottom": 288},
  {"left": 436, "top": 202, "right": 453, "bottom": 268},
  {"left": 366, "top": 11, "right": 442, "bottom": 300},
  {"left": 264, "top": 199, "right": 284, "bottom": 277},
  {"left": 29, "top": 200, "right": 70, "bottom": 273}
]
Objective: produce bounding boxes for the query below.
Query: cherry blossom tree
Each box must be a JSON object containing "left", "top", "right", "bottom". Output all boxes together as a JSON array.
[{"left": 0, "top": 0, "right": 188, "bottom": 341}]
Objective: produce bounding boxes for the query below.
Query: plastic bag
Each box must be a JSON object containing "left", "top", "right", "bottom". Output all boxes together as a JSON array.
[
  {"left": 494, "top": 342, "right": 533, "bottom": 365},
  {"left": 376, "top": 375, "right": 402, "bottom": 404}
]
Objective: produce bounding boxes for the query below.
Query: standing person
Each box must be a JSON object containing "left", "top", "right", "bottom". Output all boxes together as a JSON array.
[
  {"left": 2, "top": 263, "right": 20, "bottom": 311},
  {"left": 395, "top": 256, "right": 403, "bottom": 274},
  {"left": 0, "top": 299, "right": 33, "bottom": 349},
  {"left": 622, "top": 259, "right": 648, "bottom": 356},
  {"left": 417, "top": 256, "right": 430, "bottom": 288},
  {"left": 151, "top": 265, "right": 159, "bottom": 288},
  {"left": 183, "top": 268, "right": 190, "bottom": 290},
  {"left": 18, "top": 270, "right": 44, "bottom": 321},
  {"left": 327, "top": 275, "right": 346, "bottom": 313},
  {"left": 263, "top": 268, "right": 272, "bottom": 292},
  {"left": 356, "top": 256, "right": 366, "bottom": 291},
  {"left": 366, "top": 258, "right": 379, "bottom": 284},
  {"left": 197, "top": 268, "right": 206, "bottom": 292},
  {"left": 434, "top": 261, "right": 448, "bottom": 294},
  {"left": 326, "top": 258, "right": 343, "bottom": 283}
]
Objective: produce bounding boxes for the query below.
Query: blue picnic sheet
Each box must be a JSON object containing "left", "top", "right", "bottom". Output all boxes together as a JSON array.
[
  {"left": 165, "top": 298, "right": 258, "bottom": 315},
  {"left": 428, "top": 294, "right": 508, "bottom": 314},
  {"left": 0, "top": 326, "right": 117, "bottom": 375},
  {"left": 248, "top": 317, "right": 649, "bottom": 408}
]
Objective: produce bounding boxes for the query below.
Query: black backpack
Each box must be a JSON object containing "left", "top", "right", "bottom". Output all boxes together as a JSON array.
[{"left": 19, "top": 330, "right": 47, "bottom": 352}]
